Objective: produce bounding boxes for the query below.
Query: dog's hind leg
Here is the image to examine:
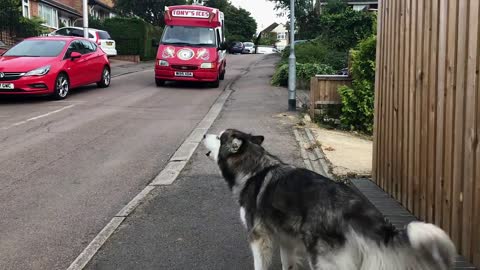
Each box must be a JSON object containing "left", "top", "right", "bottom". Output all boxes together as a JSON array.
[{"left": 249, "top": 224, "right": 273, "bottom": 270}]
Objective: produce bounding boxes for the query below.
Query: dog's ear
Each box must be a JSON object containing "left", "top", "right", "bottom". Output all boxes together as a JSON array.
[
  {"left": 231, "top": 138, "right": 243, "bottom": 153},
  {"left": 251, "top": 135, "right": 264, "bottom": 145}
]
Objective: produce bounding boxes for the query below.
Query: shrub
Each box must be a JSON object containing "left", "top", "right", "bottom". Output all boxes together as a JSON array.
[
  {"left": 338, "top": 34, "right": 376, "bottom": 134},
  {"left": 272, "top": 63, "right": 334, "bottom": 87},
  {"left": 280, "top": 40, "right": 348, "bottom": 72}
]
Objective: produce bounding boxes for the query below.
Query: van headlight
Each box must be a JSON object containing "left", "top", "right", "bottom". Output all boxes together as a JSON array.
[
  {"left": 24, "top": 65, "right": 51, "bottom": 76},
  {"left": 158, "top": 60, "right": 169, "bottom": 66},
  {"left": 200, "top": 63, "right": 214, "bottom": 69}
]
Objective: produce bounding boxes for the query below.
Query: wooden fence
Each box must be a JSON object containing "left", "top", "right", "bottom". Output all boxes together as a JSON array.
[
  {"left": 373, "top": 0, "right": 480, "bottom": 266},
  {"left": 309, "top": 75, "right": 352, "bottom": 118}
]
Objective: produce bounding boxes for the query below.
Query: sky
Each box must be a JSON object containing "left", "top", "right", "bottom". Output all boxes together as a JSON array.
[{"left": 229, "top": 0, "right": 288, "bottom": 33}]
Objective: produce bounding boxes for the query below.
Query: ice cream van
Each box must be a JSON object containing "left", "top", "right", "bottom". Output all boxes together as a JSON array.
[{"left": 155, "top": 5, "right": 227, "bottom": 88}]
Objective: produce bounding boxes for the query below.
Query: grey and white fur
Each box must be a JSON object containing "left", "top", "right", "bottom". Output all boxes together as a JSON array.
[{"left": 203, "top": 129, "right": 456, "bottom": 270}]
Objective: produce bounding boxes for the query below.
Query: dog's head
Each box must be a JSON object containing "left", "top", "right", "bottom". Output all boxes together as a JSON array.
[{"left": 202, "top": 129, "right": 264, "bottom": 162}]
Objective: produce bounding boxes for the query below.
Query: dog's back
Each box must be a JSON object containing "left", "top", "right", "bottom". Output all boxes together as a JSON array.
[{"left": 256, "top": 167, "right": 456, "bottom": 270}]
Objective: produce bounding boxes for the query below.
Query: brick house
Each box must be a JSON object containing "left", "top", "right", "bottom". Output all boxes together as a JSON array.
[{"left": 21, "top": 0, "right": 115, "bottom": 30}]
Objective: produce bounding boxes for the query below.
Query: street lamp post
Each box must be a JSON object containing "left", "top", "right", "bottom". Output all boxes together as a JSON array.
[
  {"left": 288, "top": 0, "right": 296, "bottom": 111},
  {"left": 83, "top": 0, "right": 89, "bottom": 38}
]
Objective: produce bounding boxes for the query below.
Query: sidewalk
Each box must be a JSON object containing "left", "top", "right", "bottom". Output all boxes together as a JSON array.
[
  {"left": 84, "top": 55, "right": 305, "bottom": 270},
  {"left": 110, "top": 59, "right": 155, "bottom": 78}
]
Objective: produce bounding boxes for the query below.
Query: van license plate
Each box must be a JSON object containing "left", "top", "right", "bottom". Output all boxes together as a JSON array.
[
  {"left": 0, "top": 83, "right": 14, "bottom": 90},
  {"left": 175, "top": 71, "right": 193, "bottom": 77},
  {"left": 106, "top": 42, "right": 113, "bottom": 46}
]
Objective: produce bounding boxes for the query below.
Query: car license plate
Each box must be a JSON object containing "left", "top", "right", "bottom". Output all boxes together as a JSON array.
[
  {"left": 175, "top": 71, "right": 193, "bottom": 77},
  {"left": 0, "top": 83, "right": 14, "bottom": 90},
  {"left": 106, "top": 42, "right": 113, "bottom": 46}
]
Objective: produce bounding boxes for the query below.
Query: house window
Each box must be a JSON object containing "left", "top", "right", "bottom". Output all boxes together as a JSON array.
[
  {"left": 39, "top": 3, "right": 59, "bottom": 28},
  {"left": 22, "top": 0, "right": 30, "bottom": 18},
  {"left": 277, "top": 32, "right": 286, "bottom": 40}
]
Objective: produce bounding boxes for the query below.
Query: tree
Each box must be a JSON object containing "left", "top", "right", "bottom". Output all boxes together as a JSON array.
[
  {"left": 113, "top": 0, "right": 187, "bottom": 26},
  {"left": 0, "top": 0, "right": 47, "bottom": 38},
  {"left": 258, "top": 32, "right": 277, "bottom": 46},
  {"left": 204, "top": 0, "right": 257, "bottom": 42}
]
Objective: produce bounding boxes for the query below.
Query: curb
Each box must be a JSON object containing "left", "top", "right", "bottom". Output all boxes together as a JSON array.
[
  {"left": 66, "top": 73, "right": 241, "bottom": 270},
  {"left": 293, "top": 127, "right": 333, "bottom": 179}
]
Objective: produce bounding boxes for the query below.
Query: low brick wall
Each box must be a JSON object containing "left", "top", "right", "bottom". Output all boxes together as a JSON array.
[{"left": 112, "top": 55, "right": 141, "bottom": 63}]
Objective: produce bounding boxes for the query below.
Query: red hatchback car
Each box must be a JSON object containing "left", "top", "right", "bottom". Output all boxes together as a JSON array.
[{"left": 0, "top": 36, "right": 111, "bottom": 99}]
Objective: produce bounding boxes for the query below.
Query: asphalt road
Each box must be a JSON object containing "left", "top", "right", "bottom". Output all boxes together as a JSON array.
[
  {"left": 84, "top": 54, "right": 306, "bottom": 270},
  {"left": 0, "top": 54, "right": 260, "bottom": 270}
]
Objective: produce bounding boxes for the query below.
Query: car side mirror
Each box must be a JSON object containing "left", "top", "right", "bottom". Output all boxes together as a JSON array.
[
  {"left": 218, "top": 42, "right": 227, "bottom": 51},
  {"left": 70, "top": 52, "right": 81, "bottom": 60}
]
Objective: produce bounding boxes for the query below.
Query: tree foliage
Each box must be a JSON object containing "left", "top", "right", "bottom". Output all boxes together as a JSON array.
[
  {"left": 258, "top": 32, "right": 277, "bottom": 46},
  {"left": 338, "top": 34, "right": 377, "bottom": 134},
  {"left": 204, "top": 0, "right": 257, "bottom": 42},
  {"left": 0, "top": 0, "right": 48, "bottom": 38},
  {"left": 113, "top": 0, "right": 187, "bottom": 26}
]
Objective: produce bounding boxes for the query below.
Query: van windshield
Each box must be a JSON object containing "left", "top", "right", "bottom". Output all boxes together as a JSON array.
[{"left": 161, "top": 26, "right": 216, "bottom": 47}]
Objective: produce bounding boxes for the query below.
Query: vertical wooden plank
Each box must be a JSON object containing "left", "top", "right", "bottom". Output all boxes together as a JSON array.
[
  {"left": 435, "top": 0, "right": 448, "bottom": 228},
  {"left": 310, "top": 77, "right": 317, "bottom": 118},
  {"left": 461, "top": 0, "right": 479, "bottom": 259},
  {"left": 402, "top": 0, "right": 412, "bottom": 207},
  {"left": 397, "top": 0, "right": 406, "bottom": 204},
  {"left": 407, "top": 0, "right": 417, "bottom": 212},
  {"left": 372, "top": 0, "right": 383, "bottom": 184},
  {"left": 451, "top": 0, "right": 468, "bottom": 249},
  {"left": 387, "top": 0, "right": 395, "bottom": 195},
  {"left": 413, "top": 0, "right": 424, "bottom": 217},
  {"left": 442, "top": 0, "right": 458, "bottom": 235},
  {"left": 390, "top": 0, "right": 399, "bottom": 198},
  {"left": 419, "top": 0, "right": 431, "bottom": 221},
  {"left": 380, "top": 0, "right": 390, "bottom": 190},
  {"left": 427, "top": 0, "right": 440, "bottom": 224},
  {"left": 473, "top": 22, "right": 480, "bottom": 264},
  {"left": 377, "top": 0, "right": 388, "bottom": 187}
]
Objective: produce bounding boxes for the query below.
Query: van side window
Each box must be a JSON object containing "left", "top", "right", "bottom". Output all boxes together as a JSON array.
[{"left": 216, "top": 29, "right": 221, "bottom": 47}]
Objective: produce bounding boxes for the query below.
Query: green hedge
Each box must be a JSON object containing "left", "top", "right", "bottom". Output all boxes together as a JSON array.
[
  {"left": 338, "top": 34, "right": 376, "bottom": 134},
  {"left": 91, "top": 17, "right": 163, "bottom": 60},
  {"left": 271, "top": 63, "right": 334, "bottom": 87}
]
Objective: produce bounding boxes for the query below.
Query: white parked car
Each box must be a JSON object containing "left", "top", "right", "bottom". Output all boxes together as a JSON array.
[
  {"left": 256, "top": 45, "right": 278, "bottom": 54},
  {"left": 49, "top": 27, "right": 117, "bottom": 56},
  {"left": 242, "top": 42, "right": 255, "bottom": 54}
]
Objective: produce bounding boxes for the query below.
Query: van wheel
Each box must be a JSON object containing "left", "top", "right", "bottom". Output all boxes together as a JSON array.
[
  {"left": 156, "top": 79, "right": 165, "bottom": 87},
  {"left": 219, "top": 70, "right": 225, "bottom": 80}
]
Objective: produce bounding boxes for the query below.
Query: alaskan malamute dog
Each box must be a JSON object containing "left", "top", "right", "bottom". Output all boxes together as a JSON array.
[{"left": 203, "top": 129, "right": 456, "bottom": 270}]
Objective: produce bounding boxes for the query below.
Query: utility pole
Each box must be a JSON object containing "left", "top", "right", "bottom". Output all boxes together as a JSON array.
[
  {"left": 83, "top": 0, "right": 88, "bottom": 38},
  {"left": 288, "top": 0, "right": 296, "bottom": 111}
]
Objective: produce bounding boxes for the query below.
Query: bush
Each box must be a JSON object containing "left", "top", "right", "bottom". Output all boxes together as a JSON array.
[
  {"left": 280, "top": 40, "right": 348, "bottom": 72},
  {"left": 98, "top": 17, "right": 163, "bottom": 60},
  {"left": 272, "top": 63, "right": 334, "bottom": 87},
  {"left": 338, "top": 34, "right": 376, "bottom": 134}
]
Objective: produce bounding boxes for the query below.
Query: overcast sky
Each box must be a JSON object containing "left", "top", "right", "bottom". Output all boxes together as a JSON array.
[{"left": 229, "top": 0, "right": 287, "bottom": 32}]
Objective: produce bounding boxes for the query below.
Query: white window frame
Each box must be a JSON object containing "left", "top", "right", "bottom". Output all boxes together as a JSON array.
[
  {"left": 39, "top": 3, "right": 59, "bottom": 29},
  {"left": 277, "top": 32, "right": 286, "bottom": 40},
  {"left": 22, "top": 0, "right": 30, "bottom": 18}
]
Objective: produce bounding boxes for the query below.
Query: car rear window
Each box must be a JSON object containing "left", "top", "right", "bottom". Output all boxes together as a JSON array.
[{"left": 97, "top": 31, "right": 111, "bottom": 40}]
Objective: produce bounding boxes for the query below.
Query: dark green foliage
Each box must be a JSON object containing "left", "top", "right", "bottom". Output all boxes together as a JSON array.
[
  {"left": 113, "top": 0, "right": 186, "bottom": 26},
  {"left": 272, "top": 63, "right": 334, "bottom": 87},
  {"left": 0, "top": 0, "right": 48, "bottom": 38},
  {"left": 280, "top": 40, "right": 348, "bottom": 71},
  {"left": 93, "top": 17, "right": 162, "bottom": 60},
  {"left": 338, "top": 34, "right": 376, "bottom": 134}
]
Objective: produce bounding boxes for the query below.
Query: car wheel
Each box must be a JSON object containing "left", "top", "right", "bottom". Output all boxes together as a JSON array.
[
  {"left": 155, "top": 79, "right": 165, "bottom": 87},
  {"left": 52, "top": 73, "right": 69, "bottom": 100},
  {"left": 210, "top": 76, "right": 220, "bottom": 88},
  {"left": 97, "top": 66, "right": 111, "bottom": 88},
  {"left": 219, "top": 69, "right": 225, "bottom": 80}
]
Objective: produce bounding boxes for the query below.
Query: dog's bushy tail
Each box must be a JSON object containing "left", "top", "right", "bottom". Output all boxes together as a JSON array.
[{"left": 406, "top": 221, "right": 456, "bottom": 269}]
